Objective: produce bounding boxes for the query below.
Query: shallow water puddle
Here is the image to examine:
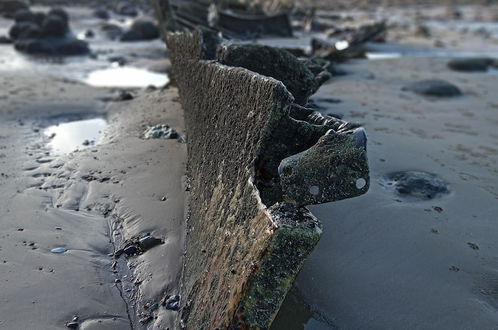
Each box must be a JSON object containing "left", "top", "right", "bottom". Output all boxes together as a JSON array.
[
  {"left": 44, "top": 118, "right": 107, "bottom": 155},
  {"left": 366, "top": 52, "right": 402, "bottom": 60},
  {"left": 84, "top": 67, "right": 169, "bottom": 88}
]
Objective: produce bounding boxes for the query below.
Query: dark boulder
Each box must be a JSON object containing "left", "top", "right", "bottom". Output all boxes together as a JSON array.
[
  {"left": 14, "top": 9, "right": 35, "bottom": 23},
  {"left": 0, "top": 36, "right": 12, "bottom": 44},
  {"left": 15, "top": 37, "right": 89, "bottom": 56},
  {"left": 217, "top": 44, "right": 319, "bottom": 105},
  {"left": 47, "top": 8, "right": 69, "bottom": 24},
  {"left": 0, "top": 1, "right": 28, "bottom": 18},
  {"left": 41, "top": 15, "right": 68, "bottom": 38},
  {"left": 33, "top": 12, "right": 46, "bottom": 25},
  {"left": 9, "top": 21, "right": 41, "bottom": 40},
  {"left": 447, "top": 58, "right": 494, "bottom": 72},
  {"left": 120, "top": 20, "right": 159, "bottom": 41},
  {"left": 402, "top": 79, "right": 462, "bottom": 97},
  {"left": 119, "top": 29, "right": 143, "bottom": 42}
]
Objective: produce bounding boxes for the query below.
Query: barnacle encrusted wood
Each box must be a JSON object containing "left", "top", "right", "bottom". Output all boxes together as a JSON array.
[{"left": 166, "top": 31, "right": 369, "bottom": 329}]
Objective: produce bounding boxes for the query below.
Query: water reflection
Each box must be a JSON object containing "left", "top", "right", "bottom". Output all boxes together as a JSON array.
[
  {"left": 84, "top": 67, "right": 169, "bottom": 88},
  {"left": 44, "top": 117, "right": 107, "bottom": 155}
]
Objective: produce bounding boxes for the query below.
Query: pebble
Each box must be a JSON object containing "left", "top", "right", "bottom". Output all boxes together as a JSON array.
[
  {"left": 380, "top": 171, "right": 450, "bottom": 200},
  {"left": 123, "top": 245, "right": 138, "bottom": 256},
  {"left": 402, "top": 79, "right": 462, "bottom": 97},
  {"left": 65, "top": 321, "right": 78, "bottom": 329},
  {"left": 51, "top": 247, "right": 68, "bottom": 254}
]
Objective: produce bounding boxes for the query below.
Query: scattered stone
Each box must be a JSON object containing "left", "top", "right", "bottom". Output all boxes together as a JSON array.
[
  {"left": 139, "top": 315, "right": 153, "bottom": 324},
  {"left": 143, "top": 124, "right": 178, "bottom": 140},
  {"left": 108, "top": 55, "right": 127, "bottom": 66},
  {"left": 113, "top": 248, "right": 124, "bottom": 258},
  {"left": 114, "top": 90, "right": 134, "bottom": 101},
  {"left": 120, "top": 19, "right": 160, "bottom": 42},
  {"left": 0, "top": 0, "right": 28, "bottom": 19},
  {"left": 65, "top": 321, "right": 78, "bottom": 329},
  {"left": 449, "top": 265, "right": 460, "bottom": 272},
  {"left": 433, "top": 206, "right": 444, "bottom": 213},
  {"left": 84, "top": 29, "right": 95, "bottom": 39},
  {"left": 467, "top": 242, "right": 479, "bottom": 250},
  {"left": 123, "top": 244, "right": 138, "bottom": 256},
  {"left": 447, "top": 58, "right": 494, "bottom": 72},
  {"left": 164, "top": 295, "right": 180, "bottom": 311},
  {"left": 381, "top": 171, "right": 450, "bottom": 200},
  {"left": 8, "top": 7, "right": 89, "bottom": 56},
  {"left": 402, "top": 80, "right": 462, "bottom": 97},
  {"left": 138, "top": 235, "right": 162, "bottom": 251},
  {"left": 0, "top": 36, "right": 12, "bottom": 44},
  {"left": 14, "top": 38, "right": 90, "bottom": 56}
]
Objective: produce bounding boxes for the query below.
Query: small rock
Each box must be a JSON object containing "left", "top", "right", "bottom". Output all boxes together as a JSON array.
[
  {"left": 0, "top": 35, "right": 12, "bottom": 44},
  {"left": 123, "top": 244, "right": 138, "bottom": 256},
  {"left": 41, "top": 15, "right": 68, "bottom": 38},
  {"left": 381, "top": 171, "right": 449, "bottom": 200},
  {"left": 114, "top": 90, "right": 134, "bottom": 101},
  {"left": 51, "top": 247, "right": 67, "bottom": 254},
  {"left": 402, "top": 80, "right": 462, "bottom": 97},
  {"left": 164, "top": 295, "right": 181, "bottom": 311},
  {"left": 113, "top": 248, "right": 124, "bottom": 258},
  {"left": 138, "top": 235, "right": 162, "bottom": 251},
  {"left": 143, "top": 124, "right": 179, "bottom": 140},
  {"left": 447, "top": 58, "right": 494, "bottom": 72},
  {"left": 433, "top": 206, "right": 444, "bottom": 213},
  {"left": 139, "top": 315, "right": 152, "bottom": 324},
  {"left": 108, "top": 55, "right": 127, "bottom": 66},
  {"left": 120, "top": 19, "right": 159, "bottom": 42},
  {"left": 0, "top": 1, "right": 29, "bottom": 19},
  {"left": 65, "top": 321, "right": 78, "bottom": 329},
  {"left": 84, "top": 29, "right": 95, "bottom": 38},
  {"left": 467, "top": 242, "right": 479, "bottom": 250},
  {"left": 449, "top": 265, "right": 460, "bottom": 272},
  {"left": 100, "top": 23, "right": 123, "bottom": 40}
]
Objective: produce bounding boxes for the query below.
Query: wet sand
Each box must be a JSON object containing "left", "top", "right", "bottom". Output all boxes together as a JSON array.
[
  {"left": 273, "top": 57, "right": 498, "bottom": 330},
  {"left": 0, "top": 70, "right": 185, "bottom": 329},
  {"left": 1, "top": 2, "right": 498, "bottom": 329}
]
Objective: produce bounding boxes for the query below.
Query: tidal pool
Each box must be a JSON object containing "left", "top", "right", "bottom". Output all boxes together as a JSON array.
[
  {"left": 84, "top": 67, "right": 170, "bottom": 88},
  {"left": 44, "top": 117, "right": 107, "bottom": 155}
]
